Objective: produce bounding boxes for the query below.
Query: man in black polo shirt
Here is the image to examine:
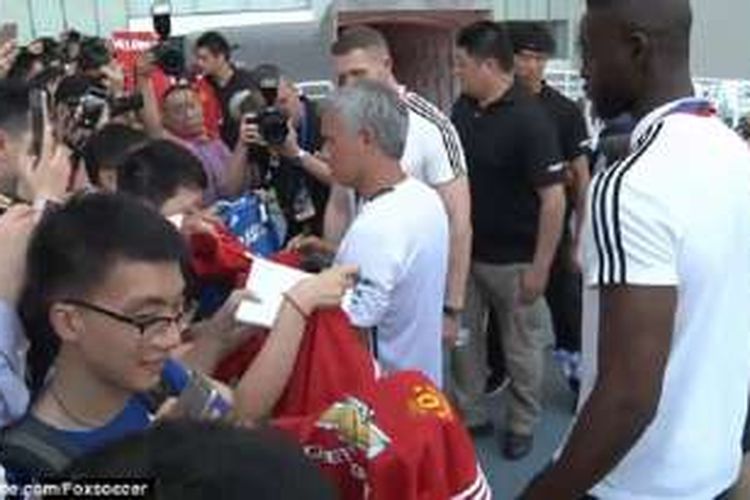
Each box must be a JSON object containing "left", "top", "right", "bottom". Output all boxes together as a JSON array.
[
  {"left": 194, "top": 31, "right": 258, "bottom": 148},
  {"left": 509, "top": 22, "right": 591, "bottom": 394},
  {"left": 450, "top": 20, "right": 566, "bottom": 460}
]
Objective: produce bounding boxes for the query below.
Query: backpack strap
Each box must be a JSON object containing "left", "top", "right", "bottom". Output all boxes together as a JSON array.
[{"left": 0, "top": 417, "right": 79, "bottom": 476}]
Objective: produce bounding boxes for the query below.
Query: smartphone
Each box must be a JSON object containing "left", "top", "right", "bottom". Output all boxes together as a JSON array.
[
  {"left": 29, "top": 88, "right": 47, "bottom": 160},
  {"left": 177, "top": 372, "right": 232, "bottom": 420},
  {"left": 0, "top": 23, "right": 17, "bottom": 45}
]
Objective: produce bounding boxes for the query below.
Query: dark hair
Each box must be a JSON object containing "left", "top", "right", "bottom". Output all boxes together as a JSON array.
[
  {"left": 331, "top": 25, "right": 390, "bottom": 56},
  {"left": 456, "top": 21, "right": 515, "bottom": 73},
  {"left": 6, "top": 49, "right": 43, "bottom": 82},
  {"left": 117, "top": 140, "right": 207, "bottom": 210},
  {"left": 0, "top": 80, "right": 30, "bottom": 134},
  {"left": 77, "top": 37, "right": 111, "bottom": 71},
  {"left": 251, "top": 63, "right": 283, "bottom": 88},
  {"left": 82, "top": 124, "right": 149, "bottom": 185},
  {"left": 508, "top": 21, "right": 556, "bottom": 55},
  {"left": 65, "top": 421, "right": 336, "bottom": 500},
  {"left": 53, "top": 74, "right": 97, "bottom": 108},
  {"left": 194, "top": 31, "right": 231, "bottom": 60},
  {"left": 20, "top": 193, "right": 189, "bottom": 394}
]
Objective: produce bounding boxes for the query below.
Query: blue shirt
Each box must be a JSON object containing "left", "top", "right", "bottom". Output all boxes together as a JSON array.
[
  {"left": 0, "top": 301, "right": 29, "bottom": 427},
  {"left": 1, "top": 358, "right": 190, "bottom": 484}
]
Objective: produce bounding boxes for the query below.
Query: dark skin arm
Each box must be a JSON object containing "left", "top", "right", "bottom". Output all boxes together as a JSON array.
[{"left": 521, "top": 285, "right": 677, "bottom": 499}]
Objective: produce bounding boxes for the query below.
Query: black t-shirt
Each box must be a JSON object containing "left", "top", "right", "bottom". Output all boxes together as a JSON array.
[
  {"left": 537, "top": 84, "right": 590, "bottom": 257},
  {"left": 538, "top": 83, "right": 589, "bottom": 163},
  {"left": 208, "top": 66, "right": 258, "bottom": 148},
  {"left": 451, "top": 83, "right": 564, "bottom": 264}
]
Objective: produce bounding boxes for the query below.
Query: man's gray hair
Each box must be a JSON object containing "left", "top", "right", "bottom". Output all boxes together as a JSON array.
[{"left": 323, "top": 80, "right": 408, "bottom": 160}]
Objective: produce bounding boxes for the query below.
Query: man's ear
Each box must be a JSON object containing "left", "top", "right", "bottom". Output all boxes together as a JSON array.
[
  {"left": 359, "top": 126, "right": 376, "bottom": 149},
  {"left": 49, "top": 303, "right": 85, "bottom": 343},
  {"left": 629, "top": 30, "right": 651, "bottom": 71},
  {"left": 383, "top": 54, "right": 393, "bottom": 74}
]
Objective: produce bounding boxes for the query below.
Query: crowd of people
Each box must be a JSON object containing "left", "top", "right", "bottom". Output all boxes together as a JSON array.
[{"left": 0, "top": 0, "right": 749, "bottom": 498}]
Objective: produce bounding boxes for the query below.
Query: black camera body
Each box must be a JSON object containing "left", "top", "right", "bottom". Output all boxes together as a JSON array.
[
  {"left": 150, "top": 1, "right": 185, "bottom": 78},
  {"left": 77, "top": 85, "right": 143, "bottom": 130},
  {"left": 151, "top": 40, "right": 185, "bottom": 78},
  {"left": 245, "top": 106, "right": 289, "bottom": 146},
  {"left": 231, "top": 83, "right": 289, "bottom": 146}
]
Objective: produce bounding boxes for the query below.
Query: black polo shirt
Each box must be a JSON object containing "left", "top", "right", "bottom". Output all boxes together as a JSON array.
[
  {"left": 208, "top": 66, "right": 258, "bottom": 148},
  {"left": 538, "top": 83, "right": 589, "bottom": 162},
  {"left": 451, "top": 83, "right": 564, "bottom": 265}
]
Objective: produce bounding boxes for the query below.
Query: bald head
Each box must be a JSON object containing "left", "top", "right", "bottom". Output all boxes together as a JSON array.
[
  {"left": 581, "top": 0, "right": 694, "bottom": 119},
  {"left": 587, "top": 0, "right": 692, "bottom": 60}
]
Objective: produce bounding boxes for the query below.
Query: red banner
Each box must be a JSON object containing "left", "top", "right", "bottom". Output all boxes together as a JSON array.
[{"left": 111, "top": 31, "right": 159, "bottom": 93}]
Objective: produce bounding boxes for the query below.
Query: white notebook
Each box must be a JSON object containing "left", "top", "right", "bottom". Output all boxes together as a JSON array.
[{"left": 235, "top": 257, "right": 312, "bottom": 328}]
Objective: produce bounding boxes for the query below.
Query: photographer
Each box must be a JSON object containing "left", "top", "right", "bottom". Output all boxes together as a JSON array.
[
  {"left": 240, "top": 64, "right": 330, "bottom": 238},
  {"left": 135, "top": 53, "right": 251, "bottom": 203},
  {"left": 52, "top": 62, "right": 143, "bottom": 179},
  {"left": 76, "top": 37, "right": 126, "bottom": 100}
]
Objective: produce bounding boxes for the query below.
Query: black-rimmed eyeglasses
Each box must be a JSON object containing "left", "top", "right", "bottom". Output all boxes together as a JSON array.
[{"left": 62, "top": 299, "right": 195, "bottom": 339}]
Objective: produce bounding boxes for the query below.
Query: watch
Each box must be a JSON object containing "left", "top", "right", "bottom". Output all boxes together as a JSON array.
[{"left": 443, "top": 305, "right": 463, "bottom": 318}]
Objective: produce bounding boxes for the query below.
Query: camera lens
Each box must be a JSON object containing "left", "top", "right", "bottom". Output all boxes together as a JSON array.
[{"left": 259, "top": 108, "right": 289, "bottom": 146}]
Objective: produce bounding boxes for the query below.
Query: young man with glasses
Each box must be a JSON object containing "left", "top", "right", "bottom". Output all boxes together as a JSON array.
[{"left": 1, "top": 193, "right": 356, "bottom": 482}]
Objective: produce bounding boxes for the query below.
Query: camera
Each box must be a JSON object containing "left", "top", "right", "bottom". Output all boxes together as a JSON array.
[
  {"left": 77, "top": 85, "right": 144, "bottom": 130},
  {"left": 245, "top": 107, "right": 289, "bottom": 147},
  {"left": 149, "top": 0, "right": 185, "bottom": 78},
  {"left": 151, "top": 40, "right": 185, "bottom": 78},
  {"left": 57, "top": 78, "right": 143, "bottom": 153},
  {"left": 229, "top": 84, "right": 289, "bottom": 147}
]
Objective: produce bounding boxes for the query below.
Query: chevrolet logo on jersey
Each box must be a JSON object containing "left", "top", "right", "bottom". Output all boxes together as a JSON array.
[{"left": 316, "top": 397, "right": 391, "bottom": 459}]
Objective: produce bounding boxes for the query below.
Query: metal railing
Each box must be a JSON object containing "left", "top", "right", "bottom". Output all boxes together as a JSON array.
[{"left": 546, "top": 69, "right": 750, "bottom": 126}]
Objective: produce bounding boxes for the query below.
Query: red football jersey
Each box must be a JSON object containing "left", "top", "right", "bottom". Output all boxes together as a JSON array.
[
  {"left": 273, "top": 371, "right": 491, "bottom": 500},
  {"left": 209, "top": 255, "right": 491, "bottom": 499}
]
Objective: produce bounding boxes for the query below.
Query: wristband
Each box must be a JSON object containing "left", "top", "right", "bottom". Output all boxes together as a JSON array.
[
  {"left": 443, "top": 305, "right": 463, "bottom": 319},
  {"left": 295, "top": 149, "right": 310, "bottom": 161},
  {"left": 283, "top": 292, "right": 310, "bottom": 318}
]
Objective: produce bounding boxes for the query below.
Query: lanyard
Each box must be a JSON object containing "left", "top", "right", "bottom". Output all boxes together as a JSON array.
[{"left": 297, "top": 100, "right": 313, "bottom": 150}]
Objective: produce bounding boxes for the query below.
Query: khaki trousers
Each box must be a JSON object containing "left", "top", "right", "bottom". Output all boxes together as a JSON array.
[{"left": 450, "top": 262, "right": 553, "bottom": 435}]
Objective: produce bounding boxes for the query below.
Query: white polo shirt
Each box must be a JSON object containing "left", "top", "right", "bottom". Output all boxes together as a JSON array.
[
  {"left": 335, "top": 177, "right": 449, "bottom": 387},
  {"left": 574, "top": 98, "right": 750, "bottom": 499}
]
